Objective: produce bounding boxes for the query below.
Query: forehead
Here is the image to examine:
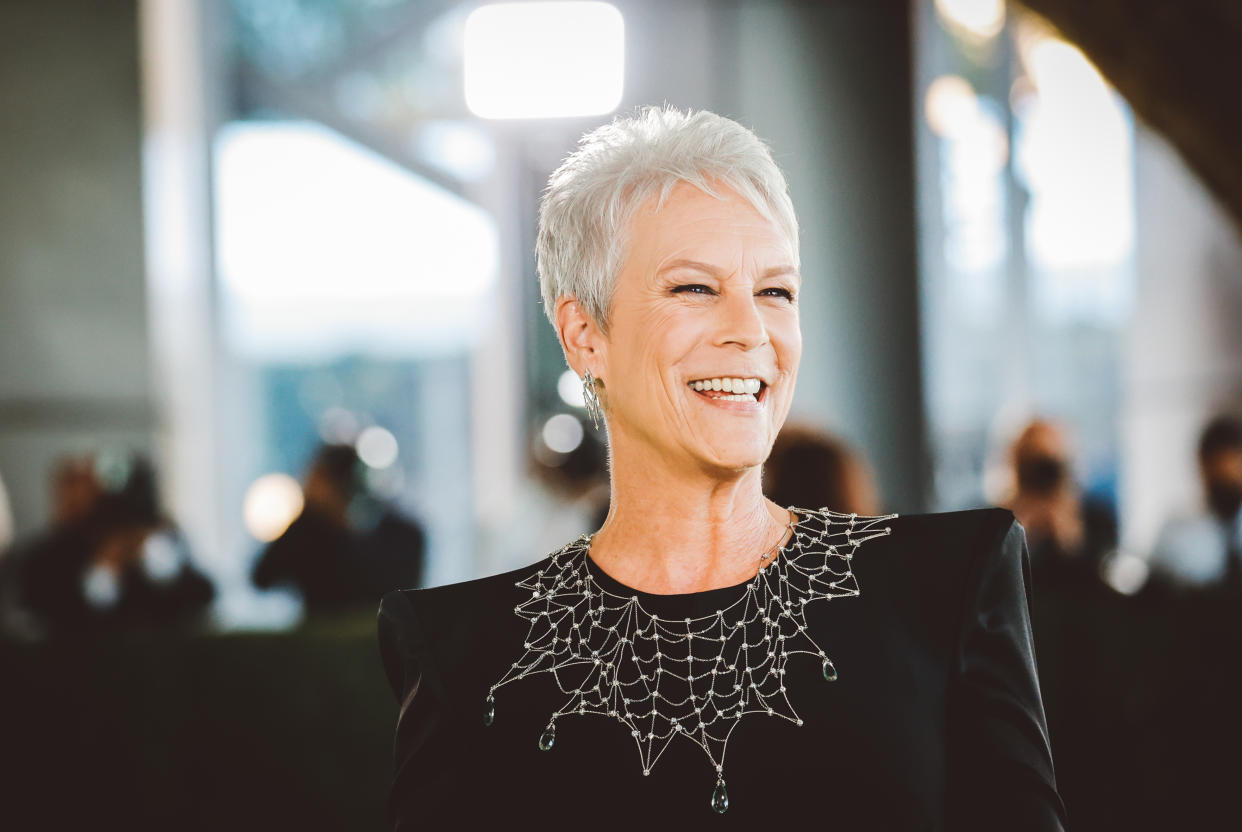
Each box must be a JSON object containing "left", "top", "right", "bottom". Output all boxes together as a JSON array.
[{"left": 625, "top": 180, "right": 794, "bottom": 267}]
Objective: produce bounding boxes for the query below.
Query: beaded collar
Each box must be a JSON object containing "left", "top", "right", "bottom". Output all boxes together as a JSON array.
[{"left": 483, "top": 506, "right": 897, "bottom": 813}]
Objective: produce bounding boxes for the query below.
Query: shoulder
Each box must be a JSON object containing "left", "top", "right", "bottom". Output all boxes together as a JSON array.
[
  {"left": 1148, "top": 510, "right": 1226, "bottom": 585},
  {"left": 882, "top": 504, "right": 1016, "bottom": 541},
  {"left": 872, "top": 505, "right": 1021, "bottom": 577},
  {"left": 376, "top": 557, "right": 551, "bottom": 704},
  {"left": 378, "top": 557, "right": 550, "bottom": 637},
  {"left": 892, "top": 508, "right": 1041, "bottom": 671},
  {"left": 863, "top": 507, "right": 1044, "bottom": 684},
  {"left": 847, "top": 505, "right": 1023, "bottom": 623},
  {"left": 1151, "top": 510, "right": 1219, "bottom": 556}
]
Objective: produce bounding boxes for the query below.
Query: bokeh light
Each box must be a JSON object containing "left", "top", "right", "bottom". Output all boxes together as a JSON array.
[
  {"left": 558, "top": 368, "right": 587, "bottom": 408},
  {"left": 242, "top": 473, "right": 304, "bottom": 542},
  {"left": 356, "top": 425, "right": 399, "bottom": 470},
  {"left": 541, "top": 413, "right": 585, "bottom": 455},
  {"left": 935, "top": 0, "right": 1006, "bottom": 41},
  {"left": 464, "top": 1, "right": 624, "bottom": 119}
]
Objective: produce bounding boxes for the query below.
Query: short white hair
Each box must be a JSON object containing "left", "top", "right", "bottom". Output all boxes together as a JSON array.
[{"left": 536, "top": 104, "right": 800, "bottom": 337}]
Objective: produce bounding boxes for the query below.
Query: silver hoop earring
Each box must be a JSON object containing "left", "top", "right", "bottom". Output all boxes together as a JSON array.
[{"left": 581, "top": 369, "right": 604, "bottom": 430}]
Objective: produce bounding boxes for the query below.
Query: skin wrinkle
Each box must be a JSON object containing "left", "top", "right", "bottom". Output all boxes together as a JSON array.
[{"left": 554, "top": 179, "right": 803, "bottom": 594}]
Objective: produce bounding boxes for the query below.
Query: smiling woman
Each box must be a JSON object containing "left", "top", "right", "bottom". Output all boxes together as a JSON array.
[{"left": 377, "top": 105, "right": 1067, "bottom": 829}]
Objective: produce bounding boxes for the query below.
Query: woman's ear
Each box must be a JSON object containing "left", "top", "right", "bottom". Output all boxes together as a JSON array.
[{"left": 555, "top": 295, "right": 605, "bottom": 379}]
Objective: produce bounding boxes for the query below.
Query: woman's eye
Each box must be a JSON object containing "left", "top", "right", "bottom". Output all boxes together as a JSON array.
[
  {"left": 671, "top": 284, "right": 714, "bottom": 295},
  {"left": 759, "top": 287, "right": 796, "bottom": 301}
]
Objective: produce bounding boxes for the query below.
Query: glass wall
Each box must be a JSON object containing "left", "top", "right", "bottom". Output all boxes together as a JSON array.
[
  {"left": 208, "top": 0, "right": 505, "bottom": 625},
  {"left": 915, "top": 0, "right": 1135, "bottom": 515}
]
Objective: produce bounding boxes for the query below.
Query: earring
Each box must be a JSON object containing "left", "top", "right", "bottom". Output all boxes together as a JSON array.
[{"left": 581, "top": 369, "right": 604, "bottom": 430}]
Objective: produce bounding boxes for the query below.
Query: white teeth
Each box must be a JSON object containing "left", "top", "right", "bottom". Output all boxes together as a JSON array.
[{"left": 687, "top": 377, "right": 765, "bottom": 401}]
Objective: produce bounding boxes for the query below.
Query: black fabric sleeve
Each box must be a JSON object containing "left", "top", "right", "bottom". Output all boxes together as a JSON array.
[
  {"left": 376, "top": 589, "right": 457, "bottom": 830},
  {"left": 377, "top": 590, "right": 421, "bottom": 706},
  {"left": 945, "top": 511, "right": 1070, "bottom": 831}
]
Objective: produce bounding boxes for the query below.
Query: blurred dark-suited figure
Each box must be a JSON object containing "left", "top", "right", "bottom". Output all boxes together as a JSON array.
[
  {"left": 998, "top": 418, "right": 1122, "bottom": 831},
  {"left": 1125, "top": 414, "right": 1242, "bottom": 829},
  {"left": 251, "top": 443, "right": 424, "bottom": 615},
  {"left": 762, "top": 422, "right": 881, "bottom": 515},
  {"left": 1, "top": 451, "right": 215, "bottom": 639},
  {"left": 1146, "top": 414, "right": 1242, "bottom": 596},
  {"left": 1000, "top": 418, "right": 1118, "bottom": 592}
]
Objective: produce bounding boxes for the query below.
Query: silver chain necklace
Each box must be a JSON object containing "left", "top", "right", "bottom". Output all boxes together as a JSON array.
[{"left": 483, "top": 505, "right": 897, "bottom": 814}]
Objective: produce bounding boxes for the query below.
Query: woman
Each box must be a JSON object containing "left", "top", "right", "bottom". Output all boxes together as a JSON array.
[{"left": 377, "top": 106, "right": 1067, "bottom": 829}]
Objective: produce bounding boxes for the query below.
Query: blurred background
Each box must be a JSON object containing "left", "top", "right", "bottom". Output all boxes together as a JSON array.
[{"left": 1, "top": 0, "right": 1240, "bottom": 828}]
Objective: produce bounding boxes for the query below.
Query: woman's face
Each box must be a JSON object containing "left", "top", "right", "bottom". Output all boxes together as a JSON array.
[{"left": 596, "top": 180, "right": 801, "bottom": 475}]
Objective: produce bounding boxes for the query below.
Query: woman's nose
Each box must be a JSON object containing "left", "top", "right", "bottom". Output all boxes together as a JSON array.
[{"left": 715, "top": 288, "right": 768, "bottom": 349}]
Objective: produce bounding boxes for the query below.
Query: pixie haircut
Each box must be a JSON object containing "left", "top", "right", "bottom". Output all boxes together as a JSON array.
[{"left": 536, "top": 104, "right": 800, "bottom": 337}]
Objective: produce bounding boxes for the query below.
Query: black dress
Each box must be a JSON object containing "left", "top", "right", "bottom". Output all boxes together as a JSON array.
[{"left": 377, "top": 506, "right": 1067, "bottom": 830}]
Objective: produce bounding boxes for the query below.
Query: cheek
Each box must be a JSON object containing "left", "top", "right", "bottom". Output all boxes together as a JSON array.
[
  {"left": 772, "top": 316, "right": 802, "bottom": 369},
  {"left": 634, "top": 307, "right": 703, "bottom": 381}
]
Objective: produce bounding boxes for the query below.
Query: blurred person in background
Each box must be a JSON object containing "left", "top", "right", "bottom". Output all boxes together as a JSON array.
[
  {"left": 1134, "top": 414, "right": 1242, "bottom": 826},
  {"left": 0, "top": 457, "right": 94, "bottom": 640},
  {"left": 1000, "top": 418, "right": 1118, "bottom": 594},
  {"left": 252, "top": 442, "right": 424, "bottom": 615},
  {"left": 762, "top": 421, "right": 882, "bottom": 515},
  {"left": 3, "top": 450, "right": 214, "bottom": 639},
  {"left": 1146, "top": 414, "right": 1242, "bottom": 597},
  {"left": 999, "top": 418, "right": 1121, "bottom": 829}
]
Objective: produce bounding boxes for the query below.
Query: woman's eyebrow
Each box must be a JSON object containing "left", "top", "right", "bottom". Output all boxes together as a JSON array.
[
  {"left": 761, "top": 265, "right": 800, "bottom": 281},
  {"left": 657, "top": 259, "right": 719, "bottom": 276},
  {"left": 656, "top": 259, "right": 800, "bottom": 280}
]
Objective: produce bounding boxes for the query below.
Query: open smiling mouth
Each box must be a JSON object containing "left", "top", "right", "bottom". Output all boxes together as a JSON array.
[{"left": 686, "top": 377, "right": 769, "bottom": 407}]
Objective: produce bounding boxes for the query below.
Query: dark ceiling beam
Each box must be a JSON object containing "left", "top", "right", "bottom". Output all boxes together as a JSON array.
[{"left": 1017, "top": 0, "right": 1242, "bottom": 233}]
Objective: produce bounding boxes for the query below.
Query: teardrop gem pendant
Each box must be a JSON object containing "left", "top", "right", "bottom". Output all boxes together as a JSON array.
[
  {"left": 711, "top": 779, "right": 729, "bottom": 814},
  {"left": 538, "top": 722, "right": 556, "bottom": 751},
  {"left": 822, "top": 658, "right": 838, "bottom": 681},
  {"left": 483, "top": 695, "right": 495, "bottom": 726}
]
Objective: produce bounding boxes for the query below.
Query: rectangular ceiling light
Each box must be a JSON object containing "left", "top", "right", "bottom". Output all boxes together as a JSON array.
[{"left": 464, "top": 1, "right": 624, "bottom": 119}]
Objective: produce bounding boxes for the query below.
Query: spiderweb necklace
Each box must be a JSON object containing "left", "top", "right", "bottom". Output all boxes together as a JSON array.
[{"left": 483, "top": 505, "right": 897, "bottom": 814}]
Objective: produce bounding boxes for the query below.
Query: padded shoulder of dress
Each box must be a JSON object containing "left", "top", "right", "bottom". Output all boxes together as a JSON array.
[
  {"left": 880, "top": 506, "right": 1014, "bottom": 551},
  {"left": 386, "top": 559, "right": 550, "bottom": 629},
  {"left": 882, "top": 505, "right": 1012, "bottom": 534}
]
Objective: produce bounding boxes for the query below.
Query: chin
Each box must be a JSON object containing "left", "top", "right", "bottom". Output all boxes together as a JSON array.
[{"left": 697, "top": 440, "right": 771, "bottom": 473}]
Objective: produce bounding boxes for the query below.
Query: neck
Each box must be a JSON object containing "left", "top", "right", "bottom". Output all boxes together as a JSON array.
[{"left": 588, "top": 432, "right": 794, "bottom": 594}]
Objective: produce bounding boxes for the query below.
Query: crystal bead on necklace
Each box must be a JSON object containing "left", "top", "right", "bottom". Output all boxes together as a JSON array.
[{"left": 483, "top": 505, "right": 897, "bottom": 813}]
